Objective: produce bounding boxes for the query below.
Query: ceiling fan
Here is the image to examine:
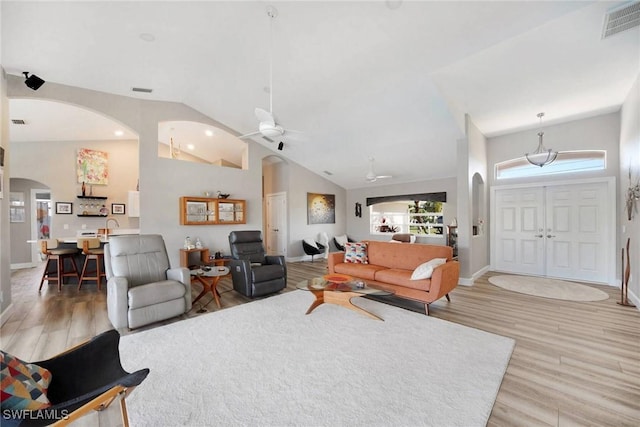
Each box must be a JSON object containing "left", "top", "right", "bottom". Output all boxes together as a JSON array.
[
  {"left": 239, "top": 6, "right": 296, "bottom": 141},
  {"left": 366, "top": 157, "right": 392, "bottom": 183}
]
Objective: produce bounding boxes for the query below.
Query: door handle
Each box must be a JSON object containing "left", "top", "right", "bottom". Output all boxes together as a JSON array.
[
  {"left": 534, "top": 234, "right": 544, "bottom": 238},
  {"left": 547, "top": 235, "right": 556, "bottom": 238}
]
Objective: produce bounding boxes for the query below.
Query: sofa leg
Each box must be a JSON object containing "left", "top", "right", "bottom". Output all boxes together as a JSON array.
[
  {"left": 445, "top": 294, "right": 451, "bottom": 302},
  {"left": 424, "top": 304, "right": 430, "bottom": 316}
]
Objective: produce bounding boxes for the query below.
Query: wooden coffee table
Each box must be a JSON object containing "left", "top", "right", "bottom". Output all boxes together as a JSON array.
[
  {"left": 297, "top": 276, "right": 394, "bottom": 321},
  {"left": 190, "top": 266, "right": 230, "bottom": 312}
]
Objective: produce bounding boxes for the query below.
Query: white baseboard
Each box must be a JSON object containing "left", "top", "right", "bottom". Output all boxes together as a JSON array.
[
  {"left": 458, "top": 278, "right": 474, "bottom": 286},
  {"left": 458, "top": 265, "right": 491, "bottom": 286},
  {"left": 0, "top": 303, "right": 14, "bottom": 326},
  {"left": 10, "top": 262, "right": 35, "bottom": 270}
]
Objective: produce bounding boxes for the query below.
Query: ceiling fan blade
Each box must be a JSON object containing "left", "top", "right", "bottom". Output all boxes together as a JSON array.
[
  {"left": 238, "top": 130, "right": 261, "bottom": 139},
  {"left": 255, "top": 107, "right": 275, "bottom": 126}
]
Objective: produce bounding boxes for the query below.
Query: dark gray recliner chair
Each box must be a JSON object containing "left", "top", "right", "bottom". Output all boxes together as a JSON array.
[{"left": 228, "top": 231, "right": 287, "bottom": 298}]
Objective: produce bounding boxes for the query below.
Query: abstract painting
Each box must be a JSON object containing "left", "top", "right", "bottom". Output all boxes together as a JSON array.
[
  {"left": 307, "top": 193, "right": 335, "bottom": 224},
  {"left": 77, "top": 148, "right": 108, "bottom": 185}
]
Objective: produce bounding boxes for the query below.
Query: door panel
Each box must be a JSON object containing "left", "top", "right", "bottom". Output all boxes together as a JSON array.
[
  {"left": 494, "top": 187, "right": 545, "bottom": 275},
  {"left": 545, "top": 183, "right": 608, "bottom": 282}
]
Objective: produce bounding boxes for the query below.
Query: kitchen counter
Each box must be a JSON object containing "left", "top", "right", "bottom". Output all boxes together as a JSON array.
[{"left": 28, "top": 229, "right": 140, "bottom": 244}]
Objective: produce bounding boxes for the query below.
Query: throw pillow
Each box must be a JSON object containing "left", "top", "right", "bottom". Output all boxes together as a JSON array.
[
  {"left": 1, "top": 351, "right": 52, "bottom": 410},
  {"left": 410, "top": 258, "right": 447, "bottom": 280},
  {"left": 303, "top": 238, "right": 319, "bottom": 249},
  {"left": 344, "top": 242, "right": 368, "bottom": 264}
]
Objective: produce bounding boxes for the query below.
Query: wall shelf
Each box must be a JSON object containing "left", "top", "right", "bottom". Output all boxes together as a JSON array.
[
  {"left": 77, "top": 214, "right": 108, "bottom": 217},
  {"left": 179, "top": 197, "right": 246, "bottom": 225},
  {"left": 77, "top": 195, "right": 107, "bottom": 199}
]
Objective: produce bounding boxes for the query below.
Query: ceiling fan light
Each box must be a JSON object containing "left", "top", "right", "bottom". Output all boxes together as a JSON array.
[{"left": 259, "top": 122, "right": 284, "bottom": 138}]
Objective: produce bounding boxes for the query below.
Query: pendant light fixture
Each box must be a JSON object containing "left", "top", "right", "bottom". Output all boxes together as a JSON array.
[{"left": 525, "top": 112, "right": 558, "bottom": 167}]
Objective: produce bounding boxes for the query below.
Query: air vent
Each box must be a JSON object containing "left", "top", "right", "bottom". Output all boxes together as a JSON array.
[
  {"left": 262, "top": 136, "right": 275, "bottom": 143},
  {"left": 11, "top": 119, "right": 26, "bottom": 125},
  {"left": 602, "top": 1, "right": 640, "bottom": 39},
  {"left": 131, "top": 87, "right": 153, "bottom": 93}
]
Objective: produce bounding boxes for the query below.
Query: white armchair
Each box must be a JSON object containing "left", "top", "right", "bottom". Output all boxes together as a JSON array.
[{"left": 104, "top": 234, "right": 191, "bottom": 329}]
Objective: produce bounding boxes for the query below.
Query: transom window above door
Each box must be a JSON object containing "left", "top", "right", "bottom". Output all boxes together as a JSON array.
[{"left": 495, "top": 150, "right": 606, "bottom": 180}]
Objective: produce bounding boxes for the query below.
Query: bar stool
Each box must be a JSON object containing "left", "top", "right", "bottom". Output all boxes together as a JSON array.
[
  {"left": 39, "top": 239, "right": 80, "bottom": 292},
  {"left": 77, "top": 237, "right": 105, "bottom": 290}
]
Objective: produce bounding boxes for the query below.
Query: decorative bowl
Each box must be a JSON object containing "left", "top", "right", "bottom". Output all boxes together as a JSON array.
[{"left": 322, "top": 273, "right": 352, "bottom": 283}]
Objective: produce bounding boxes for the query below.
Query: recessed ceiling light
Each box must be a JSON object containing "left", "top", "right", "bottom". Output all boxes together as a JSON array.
[
  {"left": 139, "top": 33, "right": 155, "bottom": 42},
  {"left": 205, "top": 130, "right": 214, "bottom": 137},
  {"left": 187, "top": 144, "right": 195, "bottom": 150},
  {"left": 114, "top": 130, "right": 124, "bottom": 137}
]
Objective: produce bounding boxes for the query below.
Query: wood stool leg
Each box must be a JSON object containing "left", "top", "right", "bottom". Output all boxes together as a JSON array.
[
  {"left": 78, "top": 256, "right": 90, "bottom": 290},
  {"left": 56, "top": 256, "right": 64, "bottom": 291},
  {"left": 39, "top": 257, "right": 55, "bottom": 291}
]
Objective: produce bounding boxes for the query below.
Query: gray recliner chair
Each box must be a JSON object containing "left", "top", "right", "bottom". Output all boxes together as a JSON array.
[
  {"left": 104, "top": 234, "right": 191, "bottom": 329},
  {"left": 228, "top": 231, "right": 287, "bottom": 298}
]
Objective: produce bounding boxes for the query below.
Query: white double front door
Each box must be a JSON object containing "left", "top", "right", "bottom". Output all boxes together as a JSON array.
[{"left": 492, "top": 179, "right": 614, "bottom": 283}]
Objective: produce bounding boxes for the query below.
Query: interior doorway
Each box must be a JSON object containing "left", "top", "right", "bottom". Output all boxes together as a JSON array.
[
  {"left": 265, "top": 192, "right": 287, "bottom": 257},
  {"left": 31, "top": 189, "right": 51, "bottom": 265},
  {"left": 491, "top": 178, "right": 615, "bottom": 284}
]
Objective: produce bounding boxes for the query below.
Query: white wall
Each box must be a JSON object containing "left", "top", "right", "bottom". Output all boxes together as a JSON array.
[
  {"left": 466, "top": 116, "right": 489, "bottom": 279},
  {"left": 7, "top": 76, "right": 271, "bottom": 269},
  {"left": 488, "top": 112, "right": 621, "bottom": 188},
  {"left": 619, "top": 74, "right": 640, "bottom": 306},
  {"left": 287, "top": 161, "right": 346, "bottom": 259},
  {"left": 347, "top": 178, "right": 457, "bottom": 245},
  {"left": 0, "top": 67, "right": 11, "bottom": 319}
]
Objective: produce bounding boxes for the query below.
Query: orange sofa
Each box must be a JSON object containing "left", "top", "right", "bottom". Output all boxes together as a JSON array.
[{"left": 328, "top": 240, "right": 460, "bottom": 315}]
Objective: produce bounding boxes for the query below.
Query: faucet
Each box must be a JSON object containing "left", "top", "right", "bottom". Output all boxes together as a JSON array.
[{"left": 104, "top": 218, "right": 120, "bottom": 236}]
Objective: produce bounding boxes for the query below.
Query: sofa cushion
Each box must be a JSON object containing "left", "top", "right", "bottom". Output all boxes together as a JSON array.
[
  {"left": 410, "top": 258, "right": 447, "bottom": 280},
  {"left": 365, "top": 241, "right": 452, "bottom": 271},
  {"left": 0, "top": 351, "right": 52, "bottom": 410},
  {"left": 128, "top": 280, "right": 186, "bottom": 309},
  {"left": 344, "top": 242, "right": 368, "bottom": 264},
  {"left": 333, "top": 263, "right": 386, "bottom": 280},
  {"left": 374, "top": 268, "right": 432, "bottom": 291}
]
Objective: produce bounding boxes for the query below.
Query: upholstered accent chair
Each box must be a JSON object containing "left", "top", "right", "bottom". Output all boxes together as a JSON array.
[
  {"left": 104, "top": 234, "right": 191, "bottom": 330},
  {"left": 302, "top": 238, "right": 325, "bottom": 262},
  {"left": 333, "top": 234, "right": 354, "bottom": 251},
  {"left": 228, "top": 231, "right": 287, "bottom": 298}
]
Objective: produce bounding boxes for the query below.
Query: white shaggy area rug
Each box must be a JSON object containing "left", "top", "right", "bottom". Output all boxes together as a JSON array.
[
  {"left": 489, "top": 275, "right": 609, "bottom": 302},
  {"left": 119, "top": 290, "right": 514, "bottom": 427}
]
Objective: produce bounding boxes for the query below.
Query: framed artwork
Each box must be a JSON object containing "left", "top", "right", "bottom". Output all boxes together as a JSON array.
[
  {"left": 0, "top": 168, "right": 3, "bottom": 199},
  {"left": 56, "top": 202, "right": 73, "bottom": 215},
  {"left": 112, "top": 203, "right": 126, "bottom": 215},
  {"left": 307, "top": 193, "right": 335, "bottom": 224},
  {"left": 77, "top": 148, "right": 109, "bottom": 185}
]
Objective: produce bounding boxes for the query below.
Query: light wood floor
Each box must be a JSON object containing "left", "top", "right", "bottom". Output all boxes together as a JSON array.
[{"left": 2, "top": 261, "right": 639, "bottom": 426}]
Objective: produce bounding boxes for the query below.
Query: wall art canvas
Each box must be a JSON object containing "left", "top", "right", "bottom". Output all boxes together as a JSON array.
[
  {"left": 77, "top": 148, "right": 108, "bottom": 185},
  {"left": 307, "top": 193, "right": 335, "bottom": 224}
]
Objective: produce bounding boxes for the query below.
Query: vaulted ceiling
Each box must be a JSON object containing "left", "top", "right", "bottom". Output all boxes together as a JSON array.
[{"left": 3, "top": 1, "right": 639, "bottom": 189}]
